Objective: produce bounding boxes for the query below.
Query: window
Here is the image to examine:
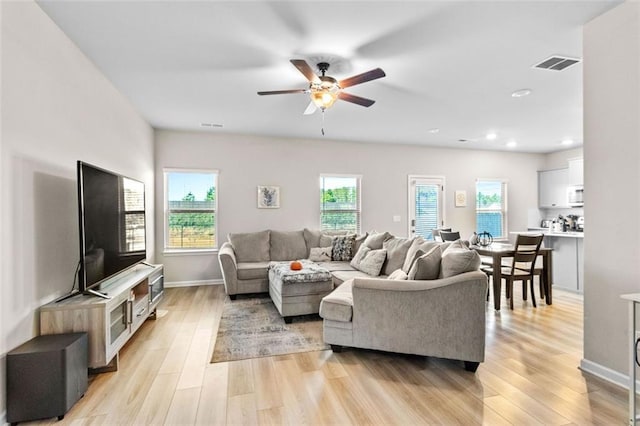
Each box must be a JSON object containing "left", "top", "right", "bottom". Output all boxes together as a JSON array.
[
  {"left": 320, "top": 175, "right": 361, "bottom": 233},
  {"left": 476, "top": 179, "right": 507, "bottom": 239},
  {"left": 121, "top": 177, "right": 145, "bottom": 252},
  {"left": 165, "top": 170, "right": 217, "bottom": 250}
]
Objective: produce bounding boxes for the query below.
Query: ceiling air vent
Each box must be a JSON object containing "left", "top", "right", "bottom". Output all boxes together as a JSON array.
[{"left": 533, "top": 55, "right": 581, "bottom": 71}]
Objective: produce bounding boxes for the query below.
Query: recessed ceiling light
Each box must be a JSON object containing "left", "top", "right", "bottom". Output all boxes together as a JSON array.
[
  {"left": 486, "top": 132, "right": 497, "bottom": 140},
  {"left": 512, "top": 89, "right": 532, "bottom": 98},
  {"left": 458, "top": 139, "right": 469, "bottom": 143},
  {"left": 428, "top": 128, "right": 440, "bottom": 134},
  {"left": 200, "top": 123, "right": 223, "bottom": 128},
  {"left": 561, "top": 138, "right": 574, "bottom": 145},
  {"left": 506, "top": 140, "right": 517, "bottom": 148}
]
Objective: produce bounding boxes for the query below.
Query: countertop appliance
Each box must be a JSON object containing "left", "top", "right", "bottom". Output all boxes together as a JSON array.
[
  {"left": 541, "top": 219, "right": 553, "bottom": 228},
  {"left": 567, "top": 185, "right": 584, "bottom": 207},
  {"left": 576, "top": 216, "right": 584, "bottom": 231}
]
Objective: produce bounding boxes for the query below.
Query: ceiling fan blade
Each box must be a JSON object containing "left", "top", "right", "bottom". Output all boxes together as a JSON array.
[
  {"left": 290, "top": 59, "right": 320, "bottom": 84},
  {"left": 257, "top": 89, "right": 307, "bottom": 96},
  {"left": 303, "top": 101, "right": 317, "bottom": 115},
  {"left": 338, "top": 92, "right": 376, "bottom": 107},
  {"left": 339, "top": 68, "right": 386, "bottom": 88}
]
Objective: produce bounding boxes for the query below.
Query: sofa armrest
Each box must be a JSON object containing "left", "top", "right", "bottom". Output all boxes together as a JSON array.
[
  {"left": 218, "top": 242, "right": 238, "bottom": 295},
  {"left": 351, "top": 270, "right": 488, "bottom": 362}
]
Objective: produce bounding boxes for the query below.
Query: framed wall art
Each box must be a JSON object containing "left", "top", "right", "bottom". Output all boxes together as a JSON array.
[{"left": 257, "top": 185, "right": 280, "bottom": 208}]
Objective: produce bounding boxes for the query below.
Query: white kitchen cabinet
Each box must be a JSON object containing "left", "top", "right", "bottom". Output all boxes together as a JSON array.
[
  {"left": 538, "top": 168, "right": 570, "bottom": 208},
  {"left": 568, "top": 158, "right": 584, "bottom": 185},
  {"left": 543, "top": 234, "right": 583, "bottom": 293}
]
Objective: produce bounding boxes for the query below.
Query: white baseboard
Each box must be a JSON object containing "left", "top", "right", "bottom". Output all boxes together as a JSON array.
[
  {"left": 579, "top": 358, "right": 629, "bottom": 389},
  {"left": 165, "top": 279, "right": 223, "bottom": 288}
]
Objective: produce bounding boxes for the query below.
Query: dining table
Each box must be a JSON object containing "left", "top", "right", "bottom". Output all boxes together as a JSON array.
[{"left": 472, "top": 243, "right": 553, "bottom": 310}]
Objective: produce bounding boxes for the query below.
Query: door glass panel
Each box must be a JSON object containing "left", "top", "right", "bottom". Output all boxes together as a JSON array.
[{"left": 409, "top": 177, "right": 443, "bottom": 240}]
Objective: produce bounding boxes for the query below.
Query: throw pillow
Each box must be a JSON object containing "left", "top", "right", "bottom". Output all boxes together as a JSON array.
[
  {"left": 362, "top": 231, "right": 392, "bottom": 250},
  {"left": 309, "top": 246, "right": 332, "bottom": 262},
  {"left": 350, "top": 244, "right": 370, "bottom": 269},
  {"left": 440, "top": 242, "right": 481, "bottom": 278},
  {"left": 408, "top": 246, "right": 442, "bottom": 280},
  {"left": 353, "top": 248, "right": 387, "bottom": 276},
  {"left": 402, "top": 239, "right": 439, "bottom": 272},
  {"left": 331, "top": 234, "right": 357, "bottom": 261},
  {"left": 382, "top": 237, "right": 413, "bottom": 275},
  {"left": 388, "top": 269, "right": 408, "bottom": 280},
  {"left": 354, "top": 232, "right": 369, "bottom": 253}
]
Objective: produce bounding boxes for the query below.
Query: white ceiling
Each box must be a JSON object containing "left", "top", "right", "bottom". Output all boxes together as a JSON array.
[{"left": 37, "top": 0, "right": 621, "bottom": 153}]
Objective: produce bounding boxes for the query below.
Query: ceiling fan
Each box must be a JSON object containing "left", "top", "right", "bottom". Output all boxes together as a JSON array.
[{"left": 258, "top": 59, "right": 386, "bottom": 115}]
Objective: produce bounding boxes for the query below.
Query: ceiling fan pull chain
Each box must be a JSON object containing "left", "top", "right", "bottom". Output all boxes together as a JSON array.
[{"left": 321, "top": 108, "right": 325, "bottom": 136}]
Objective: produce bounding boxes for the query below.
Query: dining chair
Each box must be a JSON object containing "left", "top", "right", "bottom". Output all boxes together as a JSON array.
[
  {"left": 483, "top": 234, "right": 544, "bottom": 309},
  {"left": 431, "top": 228, "right": 452, "bottom": 242},
  {"left": 440, "top": 230, "right": 461, "bottom": 242}
]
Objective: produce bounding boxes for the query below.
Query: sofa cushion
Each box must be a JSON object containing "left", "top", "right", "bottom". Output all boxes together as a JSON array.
[
  {"left": 237, "top": 261, "right": 271, "bottom": 280},
  {"left": 315, "top": 261, "right": 356, "bottom": 272},
  {"left": 440, "top": 240, "right": 482, "bottom": 278},
  {"left": 270, "top": 230, "right": 308, "bottom": 261},
  {"left": 332, "top": 234, "right": 357, "bottom": 261},
  {"left": 354, "top": 233, "right": 368, "bottom": 253},
  {"left": 228, "top": 230, "right": 270, "bottom": 262},
  {"left": 388, "top": 269, "right": 408, "bottom": 280},
  {"left": 382, "top": 237, "right": 413, "bottom": 275},
  {"left": 349, "top": 246, "right": 387, "bottom": 276},
  {"left": 303, "top": 229, "right": 333, "bottom": 254},
  {"left": 408, "top": 246, "right": 442, "bottom": 280},
  {"left": 362, "top": 231, "right": 392, "bottom": 250},
  {"left": 309, "top": 246, "right": 332, "bottom": 262},
  {"left": 320, "top": 279, "right": 354, "bottom": 322},
  {"left": 331, "top": 270, "right": 373, "bottom": 285},
  {"left": 402, "top": 238, "right": 439, "bottom": 272}
]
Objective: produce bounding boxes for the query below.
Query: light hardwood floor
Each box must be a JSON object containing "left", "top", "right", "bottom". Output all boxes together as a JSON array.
[{"left": 31, "top": 284, "right": 627, "bottom": 425}]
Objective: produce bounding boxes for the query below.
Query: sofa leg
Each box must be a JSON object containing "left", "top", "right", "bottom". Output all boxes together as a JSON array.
[
  {"left": 229, "top": 294, "right": 237, "bottom": 301},
  {"left": 464, "top": 361, "right": 480, "bottom": 372},
  {"left": 330, "top": 345, "right": 343, "bottom": 353},
  {"left": 284, "top": 317, "right": 293, "bottom": 324}
]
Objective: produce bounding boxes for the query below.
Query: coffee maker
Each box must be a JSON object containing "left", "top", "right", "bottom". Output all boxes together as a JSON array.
[{"left": 565, "top": 215, "right": 580, "bottom": 231}]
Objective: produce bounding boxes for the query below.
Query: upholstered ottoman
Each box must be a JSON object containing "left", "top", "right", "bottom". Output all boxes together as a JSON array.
[{"left": 268, "top": 260, "right": 334, "bottom": 322}]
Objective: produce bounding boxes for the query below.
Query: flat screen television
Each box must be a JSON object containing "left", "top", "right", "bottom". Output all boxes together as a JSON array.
[{"left": 77, "top": 161, "right": 146, "bottom": 297}]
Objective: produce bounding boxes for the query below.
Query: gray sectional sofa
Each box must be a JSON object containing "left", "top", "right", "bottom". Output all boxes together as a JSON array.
[{"left": 218, "top": 228, "right": 488, "bottom": 371}]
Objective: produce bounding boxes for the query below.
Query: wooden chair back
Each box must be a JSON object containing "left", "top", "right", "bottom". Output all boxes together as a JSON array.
[
  {"left": 440, "top": 231, "right": 461, "bottom": 242},
  {"left": 431, "top": 228, "right": 452, "bottom": 241},
  {"left": 510, "top": 234, "right": 544, "bottom": 275}
]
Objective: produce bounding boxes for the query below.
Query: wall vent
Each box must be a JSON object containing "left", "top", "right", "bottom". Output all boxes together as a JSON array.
[{"left": 533, "top": 55, "right": 581, "bottom": 71}]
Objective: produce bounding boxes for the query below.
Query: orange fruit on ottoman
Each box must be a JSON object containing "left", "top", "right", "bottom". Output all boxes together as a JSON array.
[{"left": 290, "top": 261, "right": 303, "bottom": 271}]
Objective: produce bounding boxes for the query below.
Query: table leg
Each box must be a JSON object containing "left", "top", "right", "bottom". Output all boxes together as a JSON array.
[
  {"left": 543, "top": 251, "right": 553, "bottom": 305},
  {"left": 493, "top": 253, "right": 502, "bottom": 310}
]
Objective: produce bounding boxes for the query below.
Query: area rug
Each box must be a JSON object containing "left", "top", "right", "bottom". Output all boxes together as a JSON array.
[{"left": 210, "top": 295, "right": 329, "bottom": 363}]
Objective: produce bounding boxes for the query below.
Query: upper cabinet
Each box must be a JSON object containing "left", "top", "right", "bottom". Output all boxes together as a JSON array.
[
  {"left": 568, "top": 158, "right": 584, "bottom": 185},
  {"left": 539, "top": 168, "right": 570, "bottom": 208}
]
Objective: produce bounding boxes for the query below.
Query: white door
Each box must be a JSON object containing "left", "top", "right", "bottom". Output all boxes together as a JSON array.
[{"left": 408, "top": 176, "right": 444, "bottom": 240}]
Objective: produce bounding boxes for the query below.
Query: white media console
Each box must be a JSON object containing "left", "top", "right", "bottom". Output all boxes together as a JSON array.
[{"left": 40, "top": 263, "right": 164, "bottom": 371}]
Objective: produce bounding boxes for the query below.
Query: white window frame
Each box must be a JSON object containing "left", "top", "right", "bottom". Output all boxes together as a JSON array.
[
  {"left": 475, "top": 178, "right": 508, "bottom": 240},
  {"left": 319, "top": 173, "right": 362, "bottom": 234},
  {"left": 164, "top": 168, "right": 219, "bottom": 252}
]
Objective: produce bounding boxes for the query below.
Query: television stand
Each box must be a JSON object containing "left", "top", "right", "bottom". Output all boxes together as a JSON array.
[{"left": 40, "top": 264, "right": 164, "bottom": 370}]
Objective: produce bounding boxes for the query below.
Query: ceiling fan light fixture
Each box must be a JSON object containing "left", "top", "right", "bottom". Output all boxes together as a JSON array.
[{"left": 310, "top": 76, "right": 340, "bottom": 109}]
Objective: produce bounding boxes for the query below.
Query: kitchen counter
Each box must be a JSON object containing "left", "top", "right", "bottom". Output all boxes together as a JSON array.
[{"left": 513, "top": 229, "right": 584, "bottom": 238}]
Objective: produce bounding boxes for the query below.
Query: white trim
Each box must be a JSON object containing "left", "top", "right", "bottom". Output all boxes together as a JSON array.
[
  {"left": 1, "top": 410, "right": 5, "bottom": 425},
  {"left": 162, "top": 248, "right": 219, "bottom": 257},
  {"left": 579, "top": 358, "right": 629, "bottom": 389},
  {"left": 163, "top": 168, "right": 219, "bottom": 250},
  {"left": 165, "top": 279, "right": 223, "bottom": 288}
]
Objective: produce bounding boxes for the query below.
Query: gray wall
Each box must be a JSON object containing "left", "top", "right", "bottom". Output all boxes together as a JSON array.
[
  {"left": 155, "top": 130, "right": 546, "bottom": 284},
  {"left": 0, "top": 1, "right": 154, "bottom": 419},
  {"left": 582, "top": 1, "right": 640, "bottom": 381}
]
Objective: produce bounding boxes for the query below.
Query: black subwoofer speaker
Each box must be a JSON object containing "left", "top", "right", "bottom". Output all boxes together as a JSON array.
[{"left": 6, "top": 332, "right": 88, "bottom": 425}]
